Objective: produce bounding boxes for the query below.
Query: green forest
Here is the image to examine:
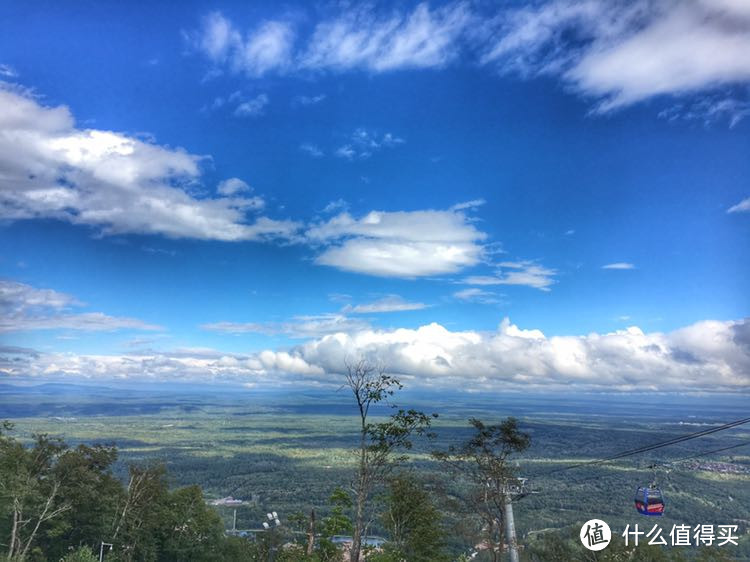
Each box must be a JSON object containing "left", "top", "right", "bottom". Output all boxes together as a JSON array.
[{"left": 1, "top": 374, "right": 748, "bottom": 561}]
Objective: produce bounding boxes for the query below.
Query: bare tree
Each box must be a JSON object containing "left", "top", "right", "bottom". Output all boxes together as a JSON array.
[
  {"left": 434, "top": 417, "right": 530, "bottom": 562},
  {"left": 342, "top": 358, "right": 435, "bottom": 562}
]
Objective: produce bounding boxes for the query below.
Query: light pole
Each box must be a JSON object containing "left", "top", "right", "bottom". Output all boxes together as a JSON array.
[
  {"left": 261, "top": 511, "right": 281, "bottom": 562},
  {"left": 98, "top": 542, "right": 113, "bottom": 562}
]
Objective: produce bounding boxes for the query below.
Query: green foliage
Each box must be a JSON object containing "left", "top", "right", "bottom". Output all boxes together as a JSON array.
[
  {"left": 0, "top": 425, "right": 227, "bottom": 562},
  {"left": 4, "top": 389, "right": 750, "bottom": 560},
  {"left": 62, "top": 545, "right": 99, "bottom": 562},
  {"left": 322, "top": 487, "right": 353, "bottom": 537},
  {"left": 317, "top": 487, "right": 354, "bottom": 561},
  {"left": 524, "top": 530, "right": 691, "bottom": 561},
  {"left": 42, "top": 444, "right": 122, "bottom": 560},
  {"left": 1, "top": 428, "right": 70, "bottom": 560},
  {"left": 434, "top": 417, "right": 531, "bottom": 562},
  {"left": 377, "top": 473, "right": 449, "bottom": 562},
  {"left": 158, "top": 485, "right": 226, "bottom": 561}
]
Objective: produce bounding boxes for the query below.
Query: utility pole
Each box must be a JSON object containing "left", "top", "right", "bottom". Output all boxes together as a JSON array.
[
  {"left": 503, "top": 494, "right": 519, "bottom": 562},
  {"left": 502, "top": 478, "right": 529, "bottom": 562}
]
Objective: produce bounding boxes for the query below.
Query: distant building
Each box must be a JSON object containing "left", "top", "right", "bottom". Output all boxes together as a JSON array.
[
  {"left": 330, "top": 535, "right": 386, "bottom": 548},
  {"left": 210, "top": 496, "right": 244, "bottom": 506}
]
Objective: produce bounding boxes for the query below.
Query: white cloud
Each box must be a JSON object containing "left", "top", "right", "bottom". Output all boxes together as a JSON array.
[
  {"left": 300, "top": 3, "right": 472, "bottom": 72},
  {"left": 334, "top": 128, "right": 405, "bottom": 160},
  {"left": 453, "top": 288, "right": 502, "bottom": 304},
  {"left": 344, "top": 295, "right": 428, "bottom": 314},
  {"left": 217, "top": 177, "right": 251, "bottom": 196},
  {"left": 189, "top": 3, "right": 750, "bottom": 117},
  {"left": 196, "top": 12, "right": 236, "bottom": 61},
  {"left": 484, "top": 0, "right": 750, "bottom": 112},
  {"left": 235, "top": 21, "right": 295, "bottom": 76},
  {"left": 0, "top": 280, "right": 161, "bottom": 332},
  {"left": 0, "top": 64, "right": 17, "bottom": 78},
  {"left": 202, "top": 313, "right": 370, "bottom": 339},
  {"left": 728, "top": 197, "right": 750, "bottom": 214},
  {"left": 0, "top": 85, "right": 298, "bottom": 241},
  {"left": 335, "top": 145, "right": 356, "bottom": 159},
  {"left": 603, "top": 262, "right": 636, "bottom": 270},
  {"left": 192, "top": 13, "right": 294, "bottom": 77},
  {"left": 322, "top": 199, "right": 348, "bottom": 214},
  {"left": 462, "top": 276, "right": 504, "bottom": 286},
  {"left": 300, "top": 143, "right": 324, "bottom": 157},
  {"left": 234, "top": 93, "right": 269, "bottom": 117},
  {"left": 8, "top": 318, "right": 749, "bottom": 393},
  {"left": 659, "top": 96, "right": 750, "bottom": 128},
  {"left": 293, "top": 94, "right": 326, "bottom": 106},
  {"left": 463, "top": 261, "right": 557, "bottom": 291},
  {"left": 191, "top": 4, "right": 472, "bottom": 76},
  {"left": 306, "top": 207, "right": 487, "bottom": 278},
  {"left": 450, "top": 199, "right": 485, "bottom": 211}
]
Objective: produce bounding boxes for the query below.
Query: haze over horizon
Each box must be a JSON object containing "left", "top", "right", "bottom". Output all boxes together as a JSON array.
[{"left": 1, "top": 0, "right": 748, "bottom": 394}]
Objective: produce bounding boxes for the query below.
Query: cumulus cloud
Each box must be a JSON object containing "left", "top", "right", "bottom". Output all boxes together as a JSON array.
[
  {"left": 728, "top": 197, "right": 750, "bottom": 214},
  {"left": 343, "top": 295, "right": 428, "bottom": 314},
  {"left": 603, "top": 262, "right": 636, "bottom": 270},
  {"left": 0, "top": 85, "right": 298, "bottom": 241},
  {"left": 0, "top": 280, "right": 161, "bottom": 332},
  {"left": 6, "top": 318, "right": 749, "bottom": 393},
  {"left": 306, "top": 207, "right": 487, "bottom": 277},
  {"left": 252, "top": 317, "right": 750, "bottom": 392}
]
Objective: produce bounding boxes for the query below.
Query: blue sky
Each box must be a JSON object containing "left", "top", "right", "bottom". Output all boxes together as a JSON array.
[{"left": 0, "top": 0, "right": 748, "bottom": 393}]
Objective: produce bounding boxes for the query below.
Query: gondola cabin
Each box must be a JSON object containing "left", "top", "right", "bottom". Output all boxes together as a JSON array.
[{"left": 634, "top": 486, "right": 664, "bottom": 516}]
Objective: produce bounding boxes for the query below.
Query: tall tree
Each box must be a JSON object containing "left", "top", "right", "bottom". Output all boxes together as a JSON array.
[
  {"left": 41, "top": 443, "right": 122, "bottom": 560},
  {"left": 110, "top": 463, "right": 169, "bottom": 561},
  {"left": 342, "top": 359, "right": 435, "bottom": 562},
  {"left": 0, "top": 423, "right": 71, "bottom": 561},
  {"left": 377, "top": 473, "right": 449, "bottom": 562},
  {"left": 434, "top": 417, "right": 530, "bottom": 562},
  {"left": 158, "top": 485, "right": 225, "bottom": 562}
]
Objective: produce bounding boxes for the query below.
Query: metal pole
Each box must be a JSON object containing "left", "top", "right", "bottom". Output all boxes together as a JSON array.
[
  {"left": 503, "top": 495, "right": 519, "bottom": 562},
  {"left": 232, "top": 509, "right": 237, "bottom": 533},
  {"left": 99, "top": 542, "right": 112, "bottom": 562}
]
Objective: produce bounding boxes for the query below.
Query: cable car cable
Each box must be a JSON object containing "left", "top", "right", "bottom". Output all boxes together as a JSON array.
[
  {"left": 533, "top": 416, "right": 750, "bottom": 477},
  {"left": 649, "top": 440, "right": 750, "bottom": 468}
]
